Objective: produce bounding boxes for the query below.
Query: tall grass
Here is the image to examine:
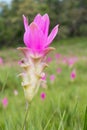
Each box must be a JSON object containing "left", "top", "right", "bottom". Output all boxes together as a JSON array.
[{"left": 0, "top": 37, "right": 87, "bottom": 130}]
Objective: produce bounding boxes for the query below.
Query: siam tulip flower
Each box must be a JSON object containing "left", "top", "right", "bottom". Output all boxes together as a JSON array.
[
  {"left": 55, "top": 53, "right": 61, "bottom": 59},
  {"left": 46, "top": 57, "right": 52, "bottom": 63},
  {"left": 23, "top": 13, "right": 58, "bottom": 55},
  {"left": 67, "top": 57, "right": 78, "bottom": 68},
  {"left": 2, "top": 97, "right": 8, "bottom": 108},
  {"left": 40, "top": 92, "right": 46, "bottom": 100},
  {"left": 0, "top": 57, "right": 3, "bottom": 65},
  {"left": 70, "top": 69, "right": 76, "bottom": 81},
  {"left": 50, "top": 74, "right": 55, "bottom": 83},
  {"left": 18, "top": 13, "right": 58, "bottom": 102}
]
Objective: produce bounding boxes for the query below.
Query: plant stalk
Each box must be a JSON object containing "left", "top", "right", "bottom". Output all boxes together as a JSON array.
[{"left": 21, "top": 101, "right": 29, "bottom": 130}]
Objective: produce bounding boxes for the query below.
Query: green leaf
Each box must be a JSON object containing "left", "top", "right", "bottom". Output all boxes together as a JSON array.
[{"left": 83, "top": 106, "right": 87, "bottom": 130}]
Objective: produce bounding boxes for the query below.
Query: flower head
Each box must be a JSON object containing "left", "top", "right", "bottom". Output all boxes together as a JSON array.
[
  {"left": 68, "top": 57, "right": 78, "bottom": 68},
  {"left": 46, "top": 57, "right": 52, "bottom": 63},
  {"left": 40, "top": 92, "right": 46, "bottom": 100},
  {"left": 55, "top": 53, "right": 61, "bottom": 59},
  {"left": 0, "top": 57, "right": 3, "bottom": 65},
  {"left": 50, "top": 74, "right": 55, "bottom": 83},
  {"left": 70, "top": 69, "right": 76, "bottom": 81},
  {"left": 23, "top": 14, "right": 58, "bottom": 55},
  {"left": 18, "top": 14, "right": 58, "bottom": 102}
]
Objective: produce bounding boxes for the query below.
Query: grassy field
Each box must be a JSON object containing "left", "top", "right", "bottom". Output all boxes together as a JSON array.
[{"left": 0, "top": 37, "right": 87, "bottom": 130}]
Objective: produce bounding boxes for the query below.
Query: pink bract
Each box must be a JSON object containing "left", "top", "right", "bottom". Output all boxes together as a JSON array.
[{"left": 23, "top": 14, "right": 59, "bottom": 54}]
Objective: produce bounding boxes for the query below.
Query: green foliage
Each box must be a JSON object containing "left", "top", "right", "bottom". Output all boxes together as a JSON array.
[
  {"left": 0, "top": 0, "right": 40, "bottom": 47},
  {"left": 79, "top": 24, "right": 87, "bottom": 36},
  {"left": 83, "top": 107, "right": 87, "bottom": 130},
  {"left": 0, "top": 38, "right": 87, "bottom": 130}
]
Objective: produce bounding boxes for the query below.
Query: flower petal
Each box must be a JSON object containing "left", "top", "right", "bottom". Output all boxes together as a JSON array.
[
  {"left": 23, "top": 26, "right": 30, "bottom": 47},
  {"left": 46, "top": 25, "right": 59, "bottom": 46},
  {"left": 42, "top": 14, "right": 50, "bottom": 36},
  {"left": 34, "top": 13, "right": 42, "bottom": 24},
  {"left": 23, "top": 15, "right": 29, "bottom": 31},
  {"left": 34, "top": 13, "right": 50, "bottom": 36}
]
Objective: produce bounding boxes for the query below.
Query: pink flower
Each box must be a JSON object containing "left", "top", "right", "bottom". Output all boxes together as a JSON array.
[
  {"left": 46, "top": 57, "right": 52, "bottom": 63},
  {"left": 50, "top": 74, "right": 55, "bottom": 83},
  {"left": 40, "top": 92, "right": 46, "bottom": 100},
  {"left": 0, "top": 57, "right": 3, "bottom": 65},
  {"left": 68, "top": 57, "right": 78, "bottom": 67},
  {"left": 2, "top": 97, "right": 8, "bottom": 108},
  {"left": 17, "top": 14, "right": 58, "bottom": 102},
  {"left": 55, "top": 53, "right": 61, "bottom": 59},
  {"left": 70, "top": 69, "right": 76, "bottom": 81},
  {"left": 57, "top": 68, "right": 62, "bottom": 74},
  {"left": 23, "top": 14, "right": 59, "bottom": 54}
]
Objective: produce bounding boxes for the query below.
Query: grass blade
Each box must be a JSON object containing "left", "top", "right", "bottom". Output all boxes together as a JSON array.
[{"left": 83, "top": 106, "right": 87, "bottom": 130}]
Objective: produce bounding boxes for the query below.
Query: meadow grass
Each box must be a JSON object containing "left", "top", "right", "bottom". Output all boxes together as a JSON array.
[{"left": 0, "top": 37, "right": 87, "bottom": 130}]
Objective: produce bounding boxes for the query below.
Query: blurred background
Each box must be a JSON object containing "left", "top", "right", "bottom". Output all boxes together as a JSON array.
[{"left": 0, "top": 0, "right": 87, "bottom": 47}]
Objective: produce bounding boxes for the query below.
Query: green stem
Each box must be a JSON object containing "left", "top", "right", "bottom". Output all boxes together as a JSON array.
[{"left": 21, "top": 101, "right": 29, "bottom": 130}]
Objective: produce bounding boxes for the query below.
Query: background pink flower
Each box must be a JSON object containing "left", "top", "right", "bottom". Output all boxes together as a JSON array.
[
  {"left": 70, "top": 69, "right": 76, "bottom": 81},
  {"left": 55, "top": 53, "right": 61, "bottom": 59},
  {"left": 50, "top": 74, "right": 55, "bottom": 83},
  {"left": 67, "top": 57, "right": 78, "bottom": 67},
  {"left": 46, "top": 57, "right": 52, "bottom": 63},
  {"left": 0, "top": 57, "right": 3, "bottom": 65},
  {"left": 40, "top": 92, "right": 46, "bottom": 100},
  {"left": 2, "top": 97, "right": 8, "bottom": 108}
]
